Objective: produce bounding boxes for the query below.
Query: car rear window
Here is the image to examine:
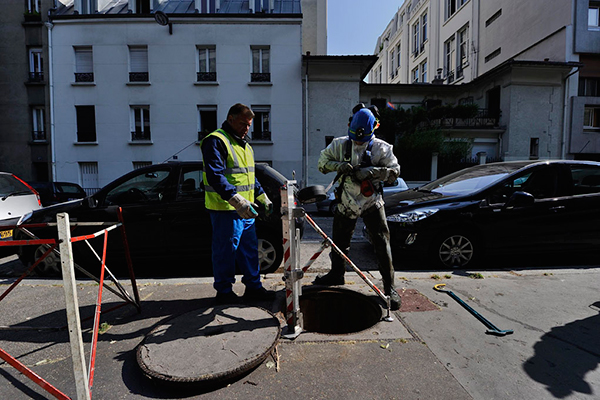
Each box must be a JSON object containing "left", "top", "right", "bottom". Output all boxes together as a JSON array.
[
  {"left": 57, "top": 183, "right": 84, "bottom": 194},
  {"left": 0, "top": 174, "right": 31, "bottom": 197}
]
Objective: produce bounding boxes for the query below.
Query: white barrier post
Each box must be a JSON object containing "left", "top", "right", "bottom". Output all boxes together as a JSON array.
[{"left": 57, "top": 213, "right": 91, "bottom": 400}]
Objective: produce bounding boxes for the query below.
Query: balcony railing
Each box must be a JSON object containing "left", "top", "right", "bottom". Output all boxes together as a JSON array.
[
  {"left": 446, "top": 70, "right": 455, "bottom": 84},
  {"left": 32, "top": 130, "right": 46, "bottom": 141},
  {"left": 197, "top": 72, "right": 217, "bottom": 82},
  {"left": 28, "top": 72, "right": 44, "bottom": 82},
  {"left": 251, "top": 73, "right": 270, "bottom": 82},
  {"left": 131, "top": 130, "right": 151, "bottom": 141},
  {"left": 75, "top": 73, "right": 94, "bottom": 83},
  {"left": 252, "top": 130, "right": 271, "bottom": 141},
  {"left": 129, "top": 72, "right": 149, "bottom": 82},
  {"left": 426, "top": 108, "right": 500, "bottom": 129}
]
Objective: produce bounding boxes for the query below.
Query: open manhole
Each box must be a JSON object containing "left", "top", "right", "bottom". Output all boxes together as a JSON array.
[{"left": 300, "top": 287, "right": 382, "bottom": 334}]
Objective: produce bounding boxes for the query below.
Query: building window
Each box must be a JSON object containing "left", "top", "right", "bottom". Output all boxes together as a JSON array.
[
  {"left": 486, "top": 9, "right": 502, "bottom": 27},
  {"left": 74, "top": 46, "right": 94, "bottom": 82},
  {"left": 26, "top": 0, "right": 41, "bottom": 14},
  {"left": 251, "top": 46, "right": 270, "bottom": 82},
  {"left": 422, "top": 12, "right": 428, "bottom": 44},
  {"left": 129, "top": 46, "right": 148, "bottom": 82},
  {"left": 199, "top": 0, "right": 216, "bottom": 13},
  {"left": 590, "top": 5, "right": 599, "bottom": 29},
  {"left": 80, "top": 0, "right": 97, "bottom": 14},
  {"left": 251, "top": 106, "right": 271, "bottom": 141},
  {"left": 529, "top": 138, "right": 539, "bottom": 159},
  {"left": 75, "top": 105, "right": 96, "bottom": 142},
  {"left": 389, "top": 49, "right": 395, "bottom": 78},
  {"left": 135, "top": 0, "right": 150, "bottom": 13},
  {"left": 579, "top": 78, "right": 600, "bottom": 96},
  {"left": 396, "top": 44, "right": 401, "bottom": 70},
  {"left": 29, "top": 48, "right": 43, "bottom": 82},
  {"left": 197, "top": 46, "right": 216, "bottom": 82},
  {"left": 32, "top": 107, "right": 45, "bottom": 141},
  {"left": 584, "top": 107, "right": 600, "bottom": 130},
  {"left": 412, "top": 67, "right": 419, "bottom": 83},
  {"left": 379, "top": 65, "right": 382, "bottom": 83},
  {"left": 133, "top": 161, "right": 152, "bottom": 170},
  {"left": 485, "top": 47, "right": 501, "bottom": 63},
  {"left": 412, "top": 21, "right": 420, "bottom": 55},
  {"left": 131, "top": 106, "right": 151, "bottom": 141},
  {"left": 457, "top": 24, "right": 469, "bottom": 78},
  {"left": 420, "top": 60, "right": 427, "bottom": 83},
  {"left": 445, "top": 37, "right": 456, "bottom": 83},
  {"left": 198, "top": 106, "right": 217, "bottom": 140},
  {"left": 79, "top": 162, "right": 99, "bottom": 196},
  {"left": 446, "top": 0, "right": 467, "bottom": 20}
]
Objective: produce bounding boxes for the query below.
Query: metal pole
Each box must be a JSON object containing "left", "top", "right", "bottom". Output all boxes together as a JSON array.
[
  {"left": 281, "top": 181, "right": 302, "bottom": 339},
  {"left": 57, "top": 213, "right": 91, "bottom": 400}
]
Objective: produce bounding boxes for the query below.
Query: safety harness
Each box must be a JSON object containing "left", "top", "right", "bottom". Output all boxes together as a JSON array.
[{"left": 333, "top": 138, "right": 382, "bottom": 200}]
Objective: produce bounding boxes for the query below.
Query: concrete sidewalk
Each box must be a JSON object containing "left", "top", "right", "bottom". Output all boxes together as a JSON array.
[{"left": 1, "top": 248, "right": 599, "bottom": 399}]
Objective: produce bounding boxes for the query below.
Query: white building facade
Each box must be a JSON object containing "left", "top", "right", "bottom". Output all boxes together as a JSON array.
[{"left": 49, "top": 0, "right": 305, "bottom": 192}]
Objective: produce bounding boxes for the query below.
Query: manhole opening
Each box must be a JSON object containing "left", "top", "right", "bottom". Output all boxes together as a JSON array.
[{"left": 299, "top": 287, "right": 382, "bottom": 334}]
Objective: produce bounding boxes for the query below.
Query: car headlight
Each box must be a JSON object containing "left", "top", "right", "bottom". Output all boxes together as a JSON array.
[{"left": 386, "top": 208, "right": 439, "bottom": 223}]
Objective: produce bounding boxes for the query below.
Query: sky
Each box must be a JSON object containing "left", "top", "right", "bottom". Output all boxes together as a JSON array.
[{"left": 327, "top": 0, "right": 405, "bottom": 55}]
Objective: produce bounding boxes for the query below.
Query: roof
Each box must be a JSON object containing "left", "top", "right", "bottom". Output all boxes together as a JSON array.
[{"left": 55, "top": 0, "right": 301, "bottom": 16}]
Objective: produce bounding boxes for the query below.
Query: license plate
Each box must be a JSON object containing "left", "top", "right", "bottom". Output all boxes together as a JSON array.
[{"left": 0, "top": 229, "right": 13, "bottom": 240}]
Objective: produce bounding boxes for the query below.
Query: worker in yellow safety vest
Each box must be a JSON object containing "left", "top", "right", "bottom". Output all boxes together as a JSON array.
[{"left": 201, "top": 103, "right": 275, "bottom": 304}]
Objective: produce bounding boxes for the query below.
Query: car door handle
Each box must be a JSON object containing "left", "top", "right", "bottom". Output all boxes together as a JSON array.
[{"left": 549, "top": 206, "right": 565, "bottom": 212}]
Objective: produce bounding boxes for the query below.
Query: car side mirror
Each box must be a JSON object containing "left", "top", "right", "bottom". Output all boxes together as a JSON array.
[
  {"left": 87, "top": 197, "right": 98, "bottom": 209},
  {"left": 504, "top": 191, "right": 534, "bottom": 209}
]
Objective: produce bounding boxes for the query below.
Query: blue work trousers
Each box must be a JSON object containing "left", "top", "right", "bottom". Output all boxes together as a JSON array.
[{"left": 209, "top": 211, "right": 262, "bottom": 294}]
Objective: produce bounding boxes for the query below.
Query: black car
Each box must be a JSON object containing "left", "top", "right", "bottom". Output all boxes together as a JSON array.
[
  {"left": 15, "top": 162, "right": 298, "bottom": 277},
  {"left": 27, "top": 181, "right": 87, "bottom": 207},
  {"left": 381, "top": 160, "right": 600, "bottom": 269}
]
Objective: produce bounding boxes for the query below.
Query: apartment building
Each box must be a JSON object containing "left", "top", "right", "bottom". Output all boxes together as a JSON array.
[{"left": 367, "top": 0, "right": 600, "bottom": 163}]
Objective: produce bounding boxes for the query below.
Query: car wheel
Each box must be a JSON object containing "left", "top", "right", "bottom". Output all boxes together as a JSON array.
[
  {"left": 432, "top": 231, "right": 478, "bottom": 269},
  {"left": 257, "top": 232, "right": 283, "bottom": 274},
  {"left": 20, "top": 244, "right": 62, "bottom": 277}
]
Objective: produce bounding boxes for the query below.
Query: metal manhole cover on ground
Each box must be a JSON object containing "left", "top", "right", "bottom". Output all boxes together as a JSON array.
[{"left": 136, "top": 305, "right": 280, "bottom": 386}]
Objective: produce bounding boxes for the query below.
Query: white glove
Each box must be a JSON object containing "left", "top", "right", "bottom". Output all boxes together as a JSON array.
[
  {"left": 256, "top": 193, "right": 273, "bottom": 216},
  {"left": 228, "top": 193, "right": 258, "bottom": 219}
]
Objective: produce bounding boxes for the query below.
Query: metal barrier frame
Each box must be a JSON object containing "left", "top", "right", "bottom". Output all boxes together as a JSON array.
[{"left": 0, "top": 208, "right": 141, "bottom": 399}]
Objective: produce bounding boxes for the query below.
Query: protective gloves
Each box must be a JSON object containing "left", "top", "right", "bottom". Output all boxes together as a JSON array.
[
  {"left": 336, "top": 162, "right": 354, "bottom": 175},
  {"left": 228, "top": 193, "right": 258, "bottom": 219},
  {"left": 354, "top": 167, "right": 389, "bottom": 182},
  {"left": 256, "top": 193, "right": 273, "bottom": 216}
]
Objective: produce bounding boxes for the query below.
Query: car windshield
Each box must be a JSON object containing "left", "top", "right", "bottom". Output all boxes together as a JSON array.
[
  {"left": 420, "top": 162, "right": 534, "bottom": 196},
  {"left": 0, "top": 174, "right": 31, "bottom": 198}
]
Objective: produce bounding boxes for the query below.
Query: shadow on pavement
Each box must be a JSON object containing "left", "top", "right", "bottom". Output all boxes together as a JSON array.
[{"left": 523, "top": 303, "right": 600, "bottom": 398}]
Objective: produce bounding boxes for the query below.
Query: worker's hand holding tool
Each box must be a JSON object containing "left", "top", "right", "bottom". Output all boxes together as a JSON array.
[
  {"left": 336, "top": 162, "right": 354, "bottom": 175},
  {"left": 256, "top": 193, "right": 273, "bottom": 216},
  {"left": 355, "top": 166, "right": 396, "bottom": 182},
  {"left": 228, "top": 193, "right": 258, "bottom": 219}
]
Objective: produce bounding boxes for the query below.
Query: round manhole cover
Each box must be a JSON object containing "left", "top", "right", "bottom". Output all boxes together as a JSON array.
[
  {"left": 136, "top": 305, "right": 280, "bottom": 386},
  {"left": 300, "top": 287, "right": 382, "bottom": 334}
]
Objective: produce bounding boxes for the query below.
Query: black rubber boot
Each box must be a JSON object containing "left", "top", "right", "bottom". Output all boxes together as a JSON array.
[
  {"left": 313, "top": 271, "right": 345, "bottom": 286},
  {"left": 386, "top": 288, "right": 401, "bottom": 311}
]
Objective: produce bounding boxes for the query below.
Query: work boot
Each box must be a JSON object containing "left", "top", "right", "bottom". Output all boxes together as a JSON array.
[
  {"left": 312, "top": 271, "right": 345, "bottom": 286},
  {"left": 386, "top": 289, "right": 401, "bottom": 311},
  {"left": 215, "top": 291, "right": 240, "bottom": 305},
  {"left": 243, "top": 286, "right": 276, "bottom": 302}
]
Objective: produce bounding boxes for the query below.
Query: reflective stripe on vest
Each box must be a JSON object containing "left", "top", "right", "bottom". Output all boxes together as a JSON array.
[{"left": 202, "top": 129, "right": 255, "bottom": 211}]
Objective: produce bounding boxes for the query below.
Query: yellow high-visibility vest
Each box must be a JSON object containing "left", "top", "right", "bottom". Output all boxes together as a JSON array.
[{"left": 202, "top": 129, "right": 255, "bottom": 211}]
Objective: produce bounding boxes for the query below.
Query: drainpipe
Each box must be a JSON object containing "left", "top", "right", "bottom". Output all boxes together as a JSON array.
[
  {"left": 303, "top": 54, "right": 309, "bottom": 187},
  {"left": 561, "top": 64, "right": 581, "bottom": 159},
  {"left": 45, "top": 20, "right": 56, "bottom": 181}
]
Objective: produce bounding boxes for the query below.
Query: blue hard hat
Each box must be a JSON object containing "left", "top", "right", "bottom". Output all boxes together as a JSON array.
[{"left": 348, "top": 108, "right": 376, "bottom": 142}]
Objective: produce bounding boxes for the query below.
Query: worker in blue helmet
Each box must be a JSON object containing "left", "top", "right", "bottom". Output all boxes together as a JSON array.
[{"left": 315, "top": 105, "right": 402, "bottom": 310}]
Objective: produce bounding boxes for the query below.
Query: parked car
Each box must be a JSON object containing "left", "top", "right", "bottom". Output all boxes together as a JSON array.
[
  {"left": 315, "top": 177, "right": 409, "bottom": 215},
  {"left": 379, "top": 160, "right": 600, "bottom": 269},
  {"left": 0, "top": 173, "right": 42, "bottom": 252},
  {"left": 27, "top": 181, "right": 87, "bottom": 207},
  {"left": 14, "top": 162, "right": 301, "bottom": 277}
]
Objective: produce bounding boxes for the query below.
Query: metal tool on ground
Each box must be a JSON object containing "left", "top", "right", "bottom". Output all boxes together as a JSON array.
[
  {"left": 281, "top": 181, "right": 393, "bottom": 340},
  {"left": 434, "top": 283, "right": 514, "bottom": 336}
]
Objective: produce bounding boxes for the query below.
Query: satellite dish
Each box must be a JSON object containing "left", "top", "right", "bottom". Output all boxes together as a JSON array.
[{"left": 154, "top": 11, "right": 169, "bottom": 26}]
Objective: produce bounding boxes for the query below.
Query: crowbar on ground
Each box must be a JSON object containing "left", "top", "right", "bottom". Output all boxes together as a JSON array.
[{"left": 434, "top": 283, "right": 514, "bottom": 336}]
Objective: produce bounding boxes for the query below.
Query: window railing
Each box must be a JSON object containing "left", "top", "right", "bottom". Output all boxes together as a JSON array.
[
  {"left": 446, "top": 70, "right": 455, "bottom": 83},
  {"left": 424, "top": 108, "right": 500, "bottom": 129},
  {"left": 28, "top": 72, "right": 44, "bottom": 82},
  {"left": 251, "top": 73, "right": 270, "bottom": 82},
  {"left": 197, "top": 72, "right": 217, "bottom": 82},
  {"left": 131, "top": 130, "right": 151, "bottom": 141},
  {"left": 252, "top": 130, "right": 271, "bottom": 141},
  {"left": 32, "top": 130, "right": 46, "bottom": 141},
  {"left": 456, "top": 66, "right": 464, "bottom": 79},
  {"left": 129, "top": 72, "right": 149, "bottom": 82},
  {"left": 75, "top": 73, "right": 94, "bottom": 82}
]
